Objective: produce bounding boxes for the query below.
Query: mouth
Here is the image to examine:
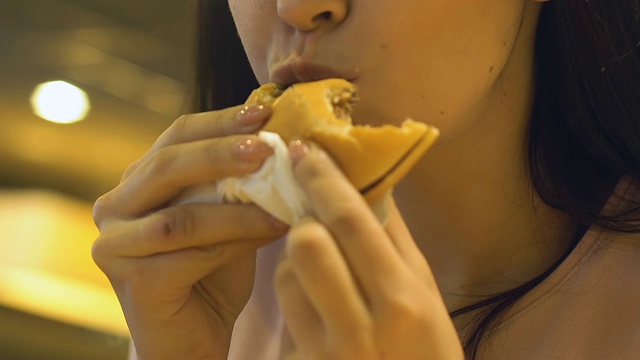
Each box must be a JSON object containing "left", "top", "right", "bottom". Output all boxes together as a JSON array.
[
  {"left": 270, "top": 60, "right": 360, "bottom": 88},
  {"left": 267, "top": 78, "right": 359, "bottom": 123}
]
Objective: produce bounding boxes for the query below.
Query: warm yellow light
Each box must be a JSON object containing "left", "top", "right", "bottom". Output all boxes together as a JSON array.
[
  {"left": 0, "top": 190, "right": 129, "bottom": 337},
  {"left": 30, "top": 81, "right": 91, "bottom": 124}
]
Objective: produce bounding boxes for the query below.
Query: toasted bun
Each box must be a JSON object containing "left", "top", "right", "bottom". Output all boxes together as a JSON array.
[{"left": 245, "top": 78, "right": 439, "bottom": 200}]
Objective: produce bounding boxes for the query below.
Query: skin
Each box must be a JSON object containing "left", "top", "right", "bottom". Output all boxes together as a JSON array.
[
  {"left": 93, "top": 106, "right": 289, "bottom": 359},
  {"left": 230, "top": 0, "right": 567, "bottom": 307},
  {"left": 231, "top": 0, "right": 566, "bottom": 357},
  {"left": 92, "top": 0, "right": 566, "bottom": 359}
]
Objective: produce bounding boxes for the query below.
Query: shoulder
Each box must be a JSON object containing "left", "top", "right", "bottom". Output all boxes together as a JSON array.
[
  {"left": 481, "top": 175, "right": 640, "bottom": 359},
  {"left": 482, "top": 229, "right": 640, "bottom": 359},
  {"left": 483, "top": 200, "right": 640, "bottom": 360}
]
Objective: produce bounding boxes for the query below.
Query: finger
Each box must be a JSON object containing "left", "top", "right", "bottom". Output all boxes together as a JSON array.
[
  {"left": 286, "top": 218, "right": 370, "bottom": 338},
  {"left": 98, "top": 134, "right": 273, "bottom": 218},
  {"left": 152, "top": 105, "right": 272, "bottom": 154},
  {"left": 385, "top": 200, "right": 434, "bottom": 282},
  {"left": 280, "top": 328, "right": 298, "bottom": 360},
  {"left": 282, "top": 350, "right": 305, "bottom": 360},
  {"left": 292, "top": 145, "right": 407, "bottom": 301},
  {"left": 107, "top": 238, "right": 263, "bottom": 317},
  {"left": 275, "top": 257, "right": 325, "bottom": 356},
  {"left": 92, "top": 203, "right": 287, "bottom": 259},
  {"left": 123, "top": 105, "right": 272, "bottom": 181}
]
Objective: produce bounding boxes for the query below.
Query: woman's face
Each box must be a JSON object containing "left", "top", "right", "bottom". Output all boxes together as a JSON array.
[{"left": 228, "top": 0, "right": 545, "bottom": 137}]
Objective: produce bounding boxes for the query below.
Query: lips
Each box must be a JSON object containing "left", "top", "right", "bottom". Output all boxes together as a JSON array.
[{"left": 271, "top": 60, "right": 359, "bottom": 86}]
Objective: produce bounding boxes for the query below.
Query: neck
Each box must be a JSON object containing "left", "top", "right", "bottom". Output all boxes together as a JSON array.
[
  {"left": 394, "top": 129, "right": 576, "bottom": 311},
  {"left": 394, "top": 21, "right": 576, "bottom": 311}
]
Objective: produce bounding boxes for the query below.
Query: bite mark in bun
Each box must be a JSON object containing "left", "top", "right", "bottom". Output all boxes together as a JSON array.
[{"left": 245, "top": 78, "right": 439, "bottom": 201}]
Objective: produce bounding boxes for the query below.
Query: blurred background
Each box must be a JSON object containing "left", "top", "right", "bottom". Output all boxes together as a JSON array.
[{"left": 0, "top": 0, "right": 192, "bottom": 358}]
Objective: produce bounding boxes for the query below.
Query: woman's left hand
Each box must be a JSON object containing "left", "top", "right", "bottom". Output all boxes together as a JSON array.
[{"left": 275, "top": 143, "right": 465, "bottom": 360}]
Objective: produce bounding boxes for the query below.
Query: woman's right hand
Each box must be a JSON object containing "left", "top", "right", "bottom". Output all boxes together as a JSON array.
[{"left": 92, "top": 105, "right": 288, "bottom": 360}]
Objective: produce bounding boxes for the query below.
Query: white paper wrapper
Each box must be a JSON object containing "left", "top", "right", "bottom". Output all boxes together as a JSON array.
[{"left": 173, "top": 131, "right": 312, "bottom": 225}]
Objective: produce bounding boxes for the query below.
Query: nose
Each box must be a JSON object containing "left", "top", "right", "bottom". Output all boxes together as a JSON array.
[{"left": 277, "top": 0, "right": 348, "bottom": 32}]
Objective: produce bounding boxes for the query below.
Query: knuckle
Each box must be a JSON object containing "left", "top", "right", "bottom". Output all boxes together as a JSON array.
[
  {"left": 154, "top": 206, "right": 198, "bottom": 243},
  {"left": 325, "top": 202, "right": 362, "bottom": 229},
  {"left": 296, "top": 153, "right": 324, "bottom": 183},
  {"left": 120, "top": 159, "right": 141, "bottom": 182},
  {"left": 382, "top": 291, "right": 430, "bottom": 325},
  {"left": 159, "top": 113, "right": 196, "bottom": 145},
  {"left": 93, "top": 193, "right": 109, "bottom": 230},
  {"left": 145, "top": 147, "right": 174, "bottom": 179},
  {"left": 90, "top": 236, "right": 109, "bottom": 269},
  {"left": 388, "top": 294, "right": 419, "bottom": 315},
  {"left": 89, "top": 224, "right": 169, "bottom": 300},
  {"left": 171, "top": 114, "right": 192, "bottom": 134},
  {"left": 287, "top": 223, "right": 327, "bottom": 259},
  {"left": 93, "top": 192, "right": 114, "bottom": 229},
  {"left": 90, "top": 232, "right": 125, "bottom": 282},
  {"left": 296, "top": 149, "right": 340, "bottom": 186}
]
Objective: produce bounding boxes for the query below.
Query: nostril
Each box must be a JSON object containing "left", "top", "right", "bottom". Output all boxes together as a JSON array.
[
  {"left": 277, "top": 2, "right": 347, "bottom": 32},
  {"left": 313, "top": 11, "right": 333, "bottom": 23}
]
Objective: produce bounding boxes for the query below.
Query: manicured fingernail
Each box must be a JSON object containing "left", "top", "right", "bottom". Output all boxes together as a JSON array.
[
  {"left": 289, "top": 139, "right": 309, "bottom": 165},
  {"left": 236, "top": 105, "right": 271, "bottom": 126},
  {"left": 233, "top": 137, "right": 273, "bottom": 161}
]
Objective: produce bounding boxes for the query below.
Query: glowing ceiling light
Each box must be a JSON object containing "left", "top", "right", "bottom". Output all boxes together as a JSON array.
[{"left": 30, "top": 81, "right": 91, "bottom": 124}]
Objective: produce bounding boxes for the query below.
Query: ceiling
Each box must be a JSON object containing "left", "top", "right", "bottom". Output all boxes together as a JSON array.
[{"left": 0, "top": 0, "right": 192, "bottom": 202}]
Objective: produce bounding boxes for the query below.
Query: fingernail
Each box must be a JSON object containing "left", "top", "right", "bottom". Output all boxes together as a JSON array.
[
  {"left": 233, "top": 137, "right": 273, "bottom": 161},
  {"left": 236, "top": 105, "right": 271, "bottom": 126},
  {"left": 289, "top": 139, "right": 310, "bottom": 165}
]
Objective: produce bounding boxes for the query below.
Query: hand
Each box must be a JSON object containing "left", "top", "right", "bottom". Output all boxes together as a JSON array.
[
  {"left": 92, "top": 105, "right": 288, "bottom": 360},
  {"left": 275, "top": 144, "right": 464, "bottom": 360}
]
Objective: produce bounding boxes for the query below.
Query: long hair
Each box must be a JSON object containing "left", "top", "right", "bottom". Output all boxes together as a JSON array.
[
  {"left": 451, "top": 2, "right": 640, "bottom": 357},
  {"left": 194, "top": 1, "right": 640, "bottom": 358}
]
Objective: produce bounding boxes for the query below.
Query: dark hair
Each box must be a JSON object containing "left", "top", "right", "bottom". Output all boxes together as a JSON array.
[
  {"left": 451, "top": 2, "right": 640, "bottom": 357},
  {"left": 194, "top": 1, "right": 640, "bottom": 358},
  {"left": 194, "top": 1, "right": 257, "bottom": 111}
]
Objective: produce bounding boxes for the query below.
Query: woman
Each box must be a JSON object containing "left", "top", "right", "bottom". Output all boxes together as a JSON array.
[{"left": 92, "top": 0, "right": 640, "bottom": 359}]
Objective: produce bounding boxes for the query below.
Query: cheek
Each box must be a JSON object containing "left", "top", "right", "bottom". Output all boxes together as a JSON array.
[
  {"left": 355, "top": 1, "right": 525, "bottom": 134},
  {"left": 228, "top": 0, "right": 273, "bottom": 83},
  {"left": 385, "top": 28, "right": 509, "bottom": 118}
]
